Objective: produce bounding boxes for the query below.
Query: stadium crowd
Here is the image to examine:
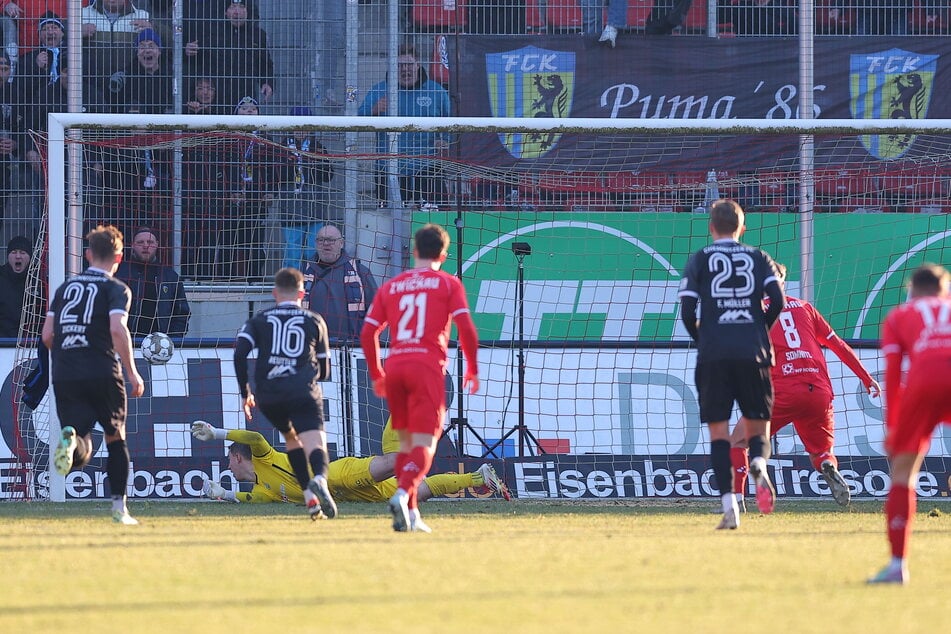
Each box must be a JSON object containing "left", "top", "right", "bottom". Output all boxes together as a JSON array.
[{"left": 0, "top": 0, "right": 944, "bottom": 285}]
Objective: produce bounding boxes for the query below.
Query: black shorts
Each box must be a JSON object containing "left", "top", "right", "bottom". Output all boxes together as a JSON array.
[
  {"left": 257, "top": 394, "right": 325, "bottom": 436},
  {"left": 52, "top": 376, "right": 127, "bottom": 437},
  {"left": 695, "top": 360, "right": 773, "bottom": 424}
]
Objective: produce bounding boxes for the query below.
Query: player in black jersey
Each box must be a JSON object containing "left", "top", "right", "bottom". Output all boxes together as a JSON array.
[
  {"left": 41, "top": 225, "right": 145, "bottom": 525},
  {"left": 678, "top": 199, "right": 785, "bottom": 530},
  {"left": 234, "top": 267, "right": 338, "bottom": 520}
]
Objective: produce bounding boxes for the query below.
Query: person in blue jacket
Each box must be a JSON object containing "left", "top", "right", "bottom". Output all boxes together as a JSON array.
[{"left": 358, "top": 43, "right": 450, "bottom": 207}]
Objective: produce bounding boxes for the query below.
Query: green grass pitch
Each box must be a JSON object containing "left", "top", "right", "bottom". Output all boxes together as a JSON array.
[{"left": 0, "top": 499, "right": 948, "bottom": 633}]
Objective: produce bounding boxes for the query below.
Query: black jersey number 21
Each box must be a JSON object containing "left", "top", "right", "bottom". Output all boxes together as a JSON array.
[{"left": 60, "top": 282, "right": 99, "bottom": 325}]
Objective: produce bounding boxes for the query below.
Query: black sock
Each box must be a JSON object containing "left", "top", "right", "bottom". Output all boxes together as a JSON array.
[
  {"left": 748, "top": 434, "right": 771, "bottom": 462},
  {"left": 105, "top": 440, "right": 130, "bottom": 498},
  {"left": 308, "top": 447, "right": 328, "bottom": 479},
  {"left": 711, "top": 439, "right": 733, "bottom": 496},
  {"left": 287, "top": 447, "right": 311, "bottom": 491},
  {"left": 73, "top": 434, "right": 93, "bottom": 469}
]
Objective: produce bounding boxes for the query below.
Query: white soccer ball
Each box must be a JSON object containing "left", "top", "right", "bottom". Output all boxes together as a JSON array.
[{"left": 141, "top": 332, "right": 174, "bottom": 365}]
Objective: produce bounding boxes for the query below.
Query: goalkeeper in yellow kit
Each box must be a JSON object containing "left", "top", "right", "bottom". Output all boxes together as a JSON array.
[{"left": 191, "top": 420, "right": 511, "bottom": 503}]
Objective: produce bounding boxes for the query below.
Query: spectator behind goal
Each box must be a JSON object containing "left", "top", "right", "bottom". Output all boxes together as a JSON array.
[
  {"left": 303, "top": 224, "right": 378, "bottom": 343},
  {"left": 81, "top": 0, "right": 154, "bottom": 93},
  {"left": 275, "top": 105, "right": 336, "bottom": 270},
  {"left": 357, "top": 43, "right": 450, "bottom": 208},
  {"left": 0, "top": 235, "right": 33, "bottom": 338},
  {"left": 114, "top": 227, "right": 191, "bottom": 343}
]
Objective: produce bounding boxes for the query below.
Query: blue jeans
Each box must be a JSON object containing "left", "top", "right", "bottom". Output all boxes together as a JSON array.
[
  {"left": 283, "top": 222, "right": 322, "bottom": 270},
  {"left": 581, "top": 0, "right": 628, "bottom": 33}
]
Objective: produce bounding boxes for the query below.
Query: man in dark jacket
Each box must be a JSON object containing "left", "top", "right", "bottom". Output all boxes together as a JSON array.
[
  {"left": 0, "top": 235, "right": 32, "bottom": 338},
  {"left": 206, "top": 0, "right": 274, "bottom": 108},
  {"left": 115, "top": 227, "right": 191, "bottom": 342},
  {"left": 111, "top": 28, "right": 172, "bottom": 114},
  {"left": 20, "top": 11, "right": 67, "bottom": 91},
  {"left": 304, "top": 224, "right": 377, "bottom": 343},
  {"left": 3, "top": 234, "right": 50, "bottom": 411}
]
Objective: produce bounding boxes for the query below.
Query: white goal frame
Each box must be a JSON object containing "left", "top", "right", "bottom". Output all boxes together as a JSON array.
[
  {"left": 48, "top": 112, "right": 951, "bottom": 305},
  {"left": 43, "top": 113, "right": 951, "bottom": 501}
]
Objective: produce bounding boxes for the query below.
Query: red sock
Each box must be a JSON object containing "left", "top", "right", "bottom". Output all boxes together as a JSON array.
[
  {"left": 397, "top": 446, "right": 433, "bottom": 504},
  {"left": 408, "top": 488, "right": 418, "bottom": 511},
  {"left": 394, "top": 452, "right": 408, "bottom": 489},
  {"left": 731, "top": 447, "right": 749, "bottom": 496},
  {"left": 885, "top": 484, "right": 915, "bottom": 559},
  {"left": 812, "top": 452, "right": 836, "bottom": 472}
]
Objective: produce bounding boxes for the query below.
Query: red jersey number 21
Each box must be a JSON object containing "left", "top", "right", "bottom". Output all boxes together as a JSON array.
[{"left": 397, "top": 293, "right": 427, "bottom": 341}]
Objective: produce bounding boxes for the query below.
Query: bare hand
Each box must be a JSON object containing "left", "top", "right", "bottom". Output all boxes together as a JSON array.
[
  {"left": 0, "top": 137, "right": 16, "bottom": 154},
  {"left": 260, "top": 83, "right": 273, "bottom": 101},
  {"left": 131, "top": 19, "right": 151, "bottom": 31},
  {"left": 4, "top": 3, "right": 22, "bottom": 18},
  {"left": 867, "top": 379, "right": 882, "bottom": 399},
  {"left": 371, "top": 97, "right": 387, "bottom": 115},
  {"left": 242, "top": 393, "right": 256, "bottom": 420},
  {"left": 35, "top": 51, "right": 48, "bottom": 69},
  {"left": 185, "top": 40, "right": 199, "bottom": 57},
  {"left": 372, "top": 377, "right": 387, "bottom": 398},
  {"left": 129, "top": 372, "right": 145, "bottom": 398},
  {"left": 464, "top": 370, "right": 479, "bottom": 395},
  {"left": 82, "top": 23, "right": 96, "bottom": 38}
]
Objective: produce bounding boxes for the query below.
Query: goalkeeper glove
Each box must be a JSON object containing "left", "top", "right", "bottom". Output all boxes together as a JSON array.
[
  {"left": 191, "top": 420, "right": 226, "bottom": 441},
  {"left": 202, "top": 479, "right": 227, "bottom": 500}
]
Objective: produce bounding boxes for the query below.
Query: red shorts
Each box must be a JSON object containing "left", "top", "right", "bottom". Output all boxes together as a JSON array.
[
  {"left": 384, "top": 357, "right": 446, "bottom": 437},
  {"left": 771, "top": 381, "right": 835, "bottom": 457},
  {"left": 887, "top": 376, "right": 951, "bottom": 455}
]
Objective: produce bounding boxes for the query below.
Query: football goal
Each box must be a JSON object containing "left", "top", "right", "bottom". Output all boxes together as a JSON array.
[{"left": 6, "top": 113, "right": 950, "bottom": 503}]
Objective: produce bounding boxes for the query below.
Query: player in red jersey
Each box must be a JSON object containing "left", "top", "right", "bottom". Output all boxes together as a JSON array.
[
  {"left": 359, "top": 223, "right": 480, "bottom": 533},
  {"left": 868, "top": 264, "right": 951, "bottom": 585},
  {"left": 729, "top": 263, "right": 880, "bottom": 510}
]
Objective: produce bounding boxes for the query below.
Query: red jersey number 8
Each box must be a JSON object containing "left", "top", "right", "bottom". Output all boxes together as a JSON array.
[{"left": 777, "top": 311, "right": 801, "bottom": 348}]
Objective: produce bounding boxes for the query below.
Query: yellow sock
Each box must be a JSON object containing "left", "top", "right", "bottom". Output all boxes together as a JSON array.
[
  {"left": 471, "top": 469, "right": 485, "bottom": 487},
  {"left": 424, "top": 473, "right": 476, "bottom": 497}
]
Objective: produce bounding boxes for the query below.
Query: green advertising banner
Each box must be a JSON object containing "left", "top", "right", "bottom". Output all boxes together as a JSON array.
[{"left": 419, "top": 211, "right": 951, "bottom": 341}]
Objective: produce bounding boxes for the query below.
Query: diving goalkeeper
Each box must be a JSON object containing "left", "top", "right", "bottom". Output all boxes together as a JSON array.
[{"left": 191, "top": 421, "right": 510, "bottom": 504}]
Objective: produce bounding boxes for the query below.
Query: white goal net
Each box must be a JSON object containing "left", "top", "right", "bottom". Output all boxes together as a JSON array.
[{"left": 4, "top": 114, "right": 950, "bottom": 502}]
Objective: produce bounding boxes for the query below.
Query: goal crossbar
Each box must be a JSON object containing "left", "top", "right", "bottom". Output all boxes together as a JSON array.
[{"left": 47, "top": 114, "right": 951, "bottom": 137}]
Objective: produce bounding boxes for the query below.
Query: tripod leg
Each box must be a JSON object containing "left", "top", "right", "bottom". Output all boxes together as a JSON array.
[
  {"left": 484, "top": 425, "right": 520, "bottom": 459},
  {"left": 519, "top": 426, "right": 547, "bottom": 457},
  {"left": 448, "top": 417, "right": 494, "bottom": 458}
]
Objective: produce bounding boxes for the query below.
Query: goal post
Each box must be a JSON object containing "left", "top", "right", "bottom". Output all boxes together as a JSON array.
[{"left": 20, "top": 113, "right": 951, "bottom": 503}]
